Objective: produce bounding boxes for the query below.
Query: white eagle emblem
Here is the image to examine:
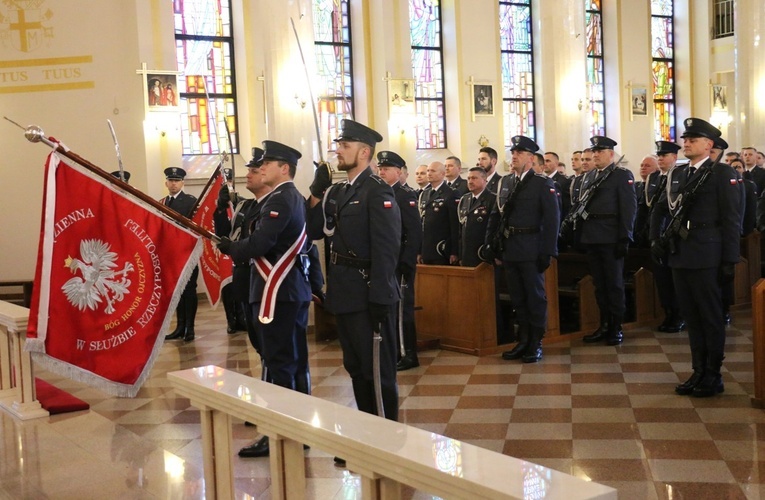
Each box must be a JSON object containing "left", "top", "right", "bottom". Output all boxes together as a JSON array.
[{"left": 62, "top": 239, "right": 134, "bottom": 314}]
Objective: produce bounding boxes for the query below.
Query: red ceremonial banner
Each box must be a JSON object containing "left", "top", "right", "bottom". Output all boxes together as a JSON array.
[
  {"left": 191, "top": 167, "right": 233, "bottom": 307},
  {"left": 26, "top": 153, "right": 203, "bottom": 397}
]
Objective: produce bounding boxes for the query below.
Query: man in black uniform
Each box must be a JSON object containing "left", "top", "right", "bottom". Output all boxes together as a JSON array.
[
  {"left": 489, "top": 136, "right": 559, "bottom": 362},
  {"left": 633, "top": 155, "right": 659, "bottom": 248},
  {"left": 306, "top": 119, "right": 401, "bottom": 424},
  {"left": 217, "top": 141, "right": 314, "bottom": 455},
  {"left": 457, "top": 167, "right": 495, "bottom": 267},
  {"left": 579, "top": 136, "right": 637, "bottom": 346},
  {"left": 445, "top": 156, "right": 468, "bottom": 197},
  {"left": 650, "top": 141, "right": 685, "bottom": 333},
  {"left": 376, "top": 151, "right": 422, "bottom": 371},
  {"left": 162, "top": 167, "right": 200, "bottom": 342},
  {"left": 650, "top": 118, "right": 740, "bottom": 397},
  {"left": 418, "top": 161, "right": 460, "bottom": 265},
  {"left": 478, "top": 146, "right": 503, "bottom": 194}
]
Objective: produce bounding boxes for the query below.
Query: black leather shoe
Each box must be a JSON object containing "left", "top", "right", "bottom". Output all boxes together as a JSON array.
[
  {"left": 605, "top": 330, "right": 623, "bottom": 346},
  {"left": 183, "top": 330, "right": 195, "bottom": 342},
  {"left": 333, "top": 456, "right": 346, "bottom": 468},
  {"left": 396, "top": 355, "right": 419, "bottom": 371},
  {"left": 238, "top": 436, "right": 269, "bottom": 458},
  {"left": 165, "top": 328, "right": 184, "bottom": 340},
  {"left": 723, "top": 312, "right": 732, "bottom": 325},
  {"left": 583, "top": 329, "right": 607, "bottom": 343},
  {"left": 663, "top": 319, "right": 685, "bottom": 333},
  {"left": 692, "top": 375, "right": 724, "bottom": 398},
  {"left": 501, "top": 343, "right": 527, "bottom": 360},
  {"left": 522, "top": 347, "right": 542, "bottom": 363},
  {"left": 675, "top": 371, "right": 704, "bottom": 395},
  {"left": 227, "top": 325, "right": 237, "bottom": 334}
]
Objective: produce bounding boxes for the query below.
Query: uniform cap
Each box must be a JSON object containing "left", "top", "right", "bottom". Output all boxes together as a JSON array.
[
  {"left": 589, "top": 136, "right": 618, "bottom": 150},
  {"left": 713, "top": 136, "right": 729, "bottom": 150},
  {"left": 680, "top": 117, "right": 722, "bottom": 141},
  {"left": 376, "top": 150, "right": 406, "bottom": 168},
  {"left": 509, "top": 135, "right": 540, "bottom": 153},
  {"left": 247, "top": 147, "right": 265, "bottom": 168},
  {"left": 164, "top": 167, "right": 186, "bottom": 180},
  {"left": 655, "top": 141, "right": 681, "bottom": 155},
  {"left": 334, "top": 119, "right": 383, "bottom": 146},
  {"left": 261, "top": 140, "right": 302, "bottom": 165},
  {"left": 110, "top": 170, "right": 131, "bottom": 182}
]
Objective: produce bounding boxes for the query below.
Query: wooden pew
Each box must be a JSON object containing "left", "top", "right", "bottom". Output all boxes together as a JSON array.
[
  {"left": 556, "top": 253, "right": 599, "bottom": 334},
  {"left": 751, "top": 279, "right": 765, "bottom": 408},
  {"left": 168, "top": 366, "right": 616, "bottom": 500}
]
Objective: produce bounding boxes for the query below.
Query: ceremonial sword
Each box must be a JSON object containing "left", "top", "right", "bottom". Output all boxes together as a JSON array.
[{"left": 106, "top": 120, "right": 126, "bottom": 182}]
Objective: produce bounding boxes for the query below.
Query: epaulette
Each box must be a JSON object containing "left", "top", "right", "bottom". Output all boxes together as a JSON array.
[
  {"left": 369, "top": 174, "right": 384, "bottom": 184},
  {"left": 616, "top": 166, "right": 630, "bottom": 171},
  {"left": 533, "top": 172, "right": 549, "bottom": 179},
  {"left": 400, "top": 183, "right": 414, "bottom": 192}
]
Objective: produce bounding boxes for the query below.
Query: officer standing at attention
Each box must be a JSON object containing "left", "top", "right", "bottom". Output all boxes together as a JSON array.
[
  {"left": 376, "top": 150, "right": 423, "bottom": 371},
  {"left": 650, "top": 118, "right": 740, "bottom": 397},
  {"left": 162, "top": 167, "right": 200, "bottom": 342},
  {"left": 478, "top": 146, "right": 503, "bottom": 194},
  {"left": 457, "top": 167, "right": 496, "bottom": 267},
  {"left": 418, "top": 161, "right": 460, "bottom": 265},
  {"left": 491, "top": 136, "right": 559, "bottom": 362},
  {"left": 306, "top": 119, "right": 402, "bottom": 426},
  {"left": 217, "top": 141, "right": 313, "bottom": 456},
  {"left": 580, "top": 136, "right": 637, "bottom": 346}
]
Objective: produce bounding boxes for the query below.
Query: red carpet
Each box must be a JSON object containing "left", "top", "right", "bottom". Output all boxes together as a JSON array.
[{"left": 35, "top": 378, "right": 90, "bottom": 415}]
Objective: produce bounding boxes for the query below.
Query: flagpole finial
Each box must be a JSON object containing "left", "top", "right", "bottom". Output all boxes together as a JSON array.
[{"left": 24, "top": 125, "right": 45, "bottom": 143}]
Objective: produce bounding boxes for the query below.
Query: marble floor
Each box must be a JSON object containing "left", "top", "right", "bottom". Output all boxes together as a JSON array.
[{"left": 1, "top": 303, "right": 764, "bottom": 499}]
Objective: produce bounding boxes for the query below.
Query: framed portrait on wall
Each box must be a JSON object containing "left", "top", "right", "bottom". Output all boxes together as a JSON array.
[
  {"left": 471, "top": 83, "right": 494, "bottom": 120},
  {"left": 145, "top": 72, "right": 179, "bottom": 111},
  {"left": 630, "top": 86, "right": 648, "bottom": 119},
  {"left": 712, "top": 85, "right": 727, "bottom": 112},
  {"left": 387, "top": 78, "right": 416, "bottom": 115}
]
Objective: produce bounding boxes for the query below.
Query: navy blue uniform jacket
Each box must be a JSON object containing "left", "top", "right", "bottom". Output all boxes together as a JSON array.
[
  {"left": 418, "top": 182, "right": 459, "bottom": 260},
  {"left": 393, "top": 182, "right": 422, "bottom": 270},
  {"left": 579, "top": 164, "right": 637, "bottom": 245}
]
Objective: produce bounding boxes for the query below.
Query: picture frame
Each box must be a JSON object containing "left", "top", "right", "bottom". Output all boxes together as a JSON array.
[
  {"left": 712, "top": 85, "right": 727, "bottom": 112},
  {"left": 471, "top": 83, "right": 494, "bottom": 120},
  {"left": 145, "top": 72, "right": 180, "bottom": 111},
  {"left": 387, "top": 78, "right": 416, "bottom": 115},
  {"left": 630, "top": 86, "right": 648, "bottom": 119}
]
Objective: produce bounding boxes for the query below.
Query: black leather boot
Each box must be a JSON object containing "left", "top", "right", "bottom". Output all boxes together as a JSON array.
[
  {"left": 238, "top": 436, "right": 269, "bottom": 458},
  {"left": 605, "top": 314, "right": 624, "bottom": 346},
  {"left": 295, "top": 371, "right": 311, "bottom": 395},
  {"left": 183, "top": 295, "right": 197, "bottom": 342},
  {"left": 521, "top": 326, "right": 544, "bottom": 363},
  {"left": 692, "top": 354, "right": 725, "bottom": 397},
  {"left": 675, "top": 349, "right": 706, "bottom": 395},
  {"left": 502, "top": 323, "right": 529, "bottom": 360},
  {"left": 583, "top": 314, "right": 609, "bottom": 343},
  {"left": 165, "top": 299, "right": 186, "bottom": 340}
]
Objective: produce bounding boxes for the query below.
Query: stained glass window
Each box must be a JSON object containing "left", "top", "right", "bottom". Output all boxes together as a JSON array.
[
  {"left": 499, "top": 1, "right": 535, "bottom": 145},
  {"left": 313, "top": 0, "right": 353, "bottom": 153},
  {"left": 651, "top": 0, "right": 675, "bottom": 141},
  {"left": 409, "top": 0, "right": 446, "bottom": 149},
  {"left": 174, "top": 0, "right": 238, "bottom": 155},
  {"left": 585, "top": 0, "right": 605, "bottom": 137}
]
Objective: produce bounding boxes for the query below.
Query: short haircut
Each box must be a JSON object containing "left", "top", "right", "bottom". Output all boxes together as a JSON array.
[
  {"left": 446, "top": 155, "right": 462, "bottom": 167},
  {"left": 545, "top": 151, "right": 560, "bottom": 161},
  {"left": 533, "top": 153, "right": 545, "bottom": 165},
  {"left": 583, "top": 147, "right": 593, "bottom": 153},
  {"left": 572, "top": 150, "right": 582, "bottom": 155},
  {"left": 479, "top": 147, "right": 498, "bottom": 161},
  {"left": 742, "top": 147, "right": 758, "bottom": 153},
  {"left": 401, "top": 165, "right": 409, "bottom": 173},
  {"left": 468, "top": 166, "right": 487, "bottom": 177},
  {"left": 725, "top": 152, "right": 740, "bottom": 159},
  {"left": 277, "top": 160, "right": 297, "bottom": 179}
]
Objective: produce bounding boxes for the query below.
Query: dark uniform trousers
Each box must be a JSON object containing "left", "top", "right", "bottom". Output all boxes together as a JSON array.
[
  {"left": 254, "top": 300, "right": 310, "bottom": 391},
  {"left": 393, "top": 183, "right": 422, "bottom": 360},
  {"left": 307, "top": 167, "right": 402, "bottom": 421},
  {"left": 579, "top": 165, "right": 637, "bottom": 324},
  {"left": 661, "top": 161, "right": 740, "bottom": 381}
]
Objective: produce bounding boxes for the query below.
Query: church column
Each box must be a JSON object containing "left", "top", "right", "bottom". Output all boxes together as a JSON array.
[{"left": 734, "top": 0, "right": 765, "bottom": 148}]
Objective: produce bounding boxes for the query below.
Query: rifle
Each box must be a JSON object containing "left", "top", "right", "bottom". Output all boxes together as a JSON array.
[
  {"left": 489, "top": 174, "right": 522, "bottom": 255},
  {"left": 655, "top": 155, "right": 722, "bottom": 256}
]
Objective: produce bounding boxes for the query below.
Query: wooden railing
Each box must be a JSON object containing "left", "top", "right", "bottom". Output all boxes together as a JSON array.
[
  {"left": 169, "top": 366, "right": 616, "bottom": 500},
  {"left": 752, "top": 279, "right": 765, "bottom": 408},
  {"left": 0, "top": 300, "right": 48, "bottom": 419}
]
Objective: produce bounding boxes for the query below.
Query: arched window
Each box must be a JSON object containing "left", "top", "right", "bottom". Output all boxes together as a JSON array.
[
  {"left": 651, "top": 0, "right": 676, "bottom": 141},
  {"left": 313, "top": 0, "right": 354, "bottom": 152},
  {"left": 585, "top": 0, "right": 606, "bottom": 137},
  {"left": 409, "top": 0, "right": 447, "bottom": 149},
  {"left": 174, "top": 0, "right": 239, "bottom": 155},
  {"left": 499, "top": 0, "right": 535, "bottom": 145}
]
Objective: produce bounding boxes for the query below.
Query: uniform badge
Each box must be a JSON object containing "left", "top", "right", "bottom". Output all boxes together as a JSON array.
[
  {"left": 269, "top": 211, "right": 279, "bottom": 218},
  {"left": 409, "top": 200, "right": 416, "bottom": 207},
  {"left": 383, "top": 200, "right": 392, "bottom": 208},
  {"left": 628, "top": 179, "right": 634, "bottom": 184},
  {"left": 730, "top": 179, "right": 738, "bottom": 185}
]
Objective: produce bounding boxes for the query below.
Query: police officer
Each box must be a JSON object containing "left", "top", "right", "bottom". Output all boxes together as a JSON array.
[
  {"left": 458, "top": 167, "right": 496, "bottom": 267},
  {"left": 650, "top": 118, "right": 740, "bottom": 397},
  {"left": 419, "top": 161, "right": 460, "bottom": 265},
  {"left": 488, "top": 136, "right": 559, "bottom": 362},
  {"left": 633, "top": 155, "right": 659, "bottom": 248},
  {"left": 649, "top": 141, "right": 685, "bottom": 333},
  {"left": 162, "top": 167, "right": 200, "bottom": 342},
  {"left": 306, "top": 119, "right": 401, "bottom": 424},
  {"left": 580, "top": 136, "right": 637, "bottom": 346},
  {"left": 217, "top": 140, "right": 313, "bottom": 455},
  {"left": 478, "top": 146, "right": 503, "bottom": 194},
  {"left": 376, "top": 151, "right": 423, "bottom": 371},
  {"left": 445, "top": 156, "right": 468, "bottom": 197}
]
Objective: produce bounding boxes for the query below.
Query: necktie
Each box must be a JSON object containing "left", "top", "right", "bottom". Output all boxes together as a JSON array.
[
  {"left": 166, "top": 196, "right": 174, "bottom": 207},
  {"left": 470, "top": 197, "right": 478, "bottom": 210},
  {"left": 688, "top": 166, "right": 696, "bottom": 177}
]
